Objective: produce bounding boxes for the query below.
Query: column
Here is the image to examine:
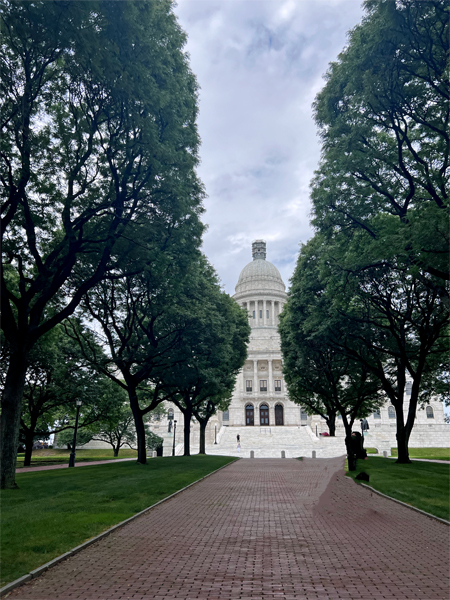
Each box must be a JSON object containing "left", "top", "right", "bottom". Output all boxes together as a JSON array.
[
  {"left": 253, "top": 359, "right": 258, "bottom": 394},
  {"left": 243, "top": 368, "right": 247, "bottom": 394},
  {"left": 268, "top": 359, "right": 273, "bottom": 394},
  {"left": 263, "top": 299, "right": 267, "bottom": 326}
]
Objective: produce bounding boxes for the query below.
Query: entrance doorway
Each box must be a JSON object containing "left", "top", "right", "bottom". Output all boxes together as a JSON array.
[
  {"left": 260, "top": 404, "right": 269, "bottom": 425},
  {"left": 245, "top": 404, "right": 254, "bottom": 426},
  {"left": 275, "top": 404, "right": 284, "bottom": 426}
]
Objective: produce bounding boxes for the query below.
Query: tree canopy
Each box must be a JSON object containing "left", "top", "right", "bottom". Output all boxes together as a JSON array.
[
  {"left": 311, "top": 0, "right": 449, "bottom": 292},
  {"left": 1, "top": 0, "right": 204, "bottom": 488}
]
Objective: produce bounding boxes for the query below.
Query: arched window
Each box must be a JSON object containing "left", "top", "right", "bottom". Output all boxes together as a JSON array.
[
  {"left": 388, "top": 406, "right": 396, "bottom": 419},
  {"left": 426, "top": 406, "right": 434, "bottom": 419}
]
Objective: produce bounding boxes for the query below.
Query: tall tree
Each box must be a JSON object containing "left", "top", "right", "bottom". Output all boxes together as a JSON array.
[
  {"left": 305, "top": 0, "right": 449, "bottom": 463},
  {"left": 295, "top": 233, "right": 448, "bottom": 464},
  {"left": 0, "top": 324, "right": 122, "bottom": 466},
  {"left": 312, "top": 0, "right": 449, "bottom": 295},
  {"left": 279, "top": 238, "right": 383, "bottom": 469},
  {"left": 0, "top": 0, "right": 203, "bottom": 487},
  {"left": 326, "top": 230, "right": 448, "bottom": 463},
  {"left": 167, "top": 290, "right": 250, "bottom": 455},
  {"left": 69, "top": 226, "right": 207, "bottom": 464}
]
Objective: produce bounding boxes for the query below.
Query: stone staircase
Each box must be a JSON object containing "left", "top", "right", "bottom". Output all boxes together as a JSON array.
[{"left": 205, "top": 425, "right": 347, "bottom": 458}]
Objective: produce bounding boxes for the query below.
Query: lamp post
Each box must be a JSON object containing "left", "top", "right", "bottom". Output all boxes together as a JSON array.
[
  {"left": 68, "top": 399, "right": 82, "bottom": 467},
  {"left": 214, "top": 424, "right": 217, "bottom": 444},
  {"left": 172, "top": 420, "right": 177, "bottom": 456}
]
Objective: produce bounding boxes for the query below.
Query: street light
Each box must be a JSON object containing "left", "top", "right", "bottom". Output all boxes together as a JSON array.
[
  {"left": 172, "top": 420, "right": 177, "bottom": 456},
  {"left": 69, "top": 399, "right": 82, "bottom": 467},
  {"left": 214, "top": 424, "right": 217, "bottom": 444}
]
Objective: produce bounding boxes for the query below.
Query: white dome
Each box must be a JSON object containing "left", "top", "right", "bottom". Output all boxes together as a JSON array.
[{"left": 235, "top": 258, "right": 285, "bottom": 294}]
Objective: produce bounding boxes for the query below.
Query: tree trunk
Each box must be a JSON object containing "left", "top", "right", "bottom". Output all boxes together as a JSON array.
[
  {"left": 183, "top": 409, "right": 192, "bottom": 456},
  {"left": 395, "top": 425, "right": 411, "bottom": 464},
  {"left": 345, "top": 434, "right": 357, "bottom": 471},
  {"left": 23, "top": 431, "right": 34, "bottom": 467},
  {"left": 129, "top": 388, "right": 147, "bottom": 464},
  {"left": 113, "top": 446, "right": 119, "bottom": 457},
  {"left": 393, "top": 393, "right": 412, "bottom": 464},
  {"left": 327, "top": 416, "right": 336, "bottom": 436},
  {"left": 1, "top": 350, "right": 28, "bottom": 488},
  {"left": 198, "top": 420, "right": 207, "bottom": 454}
]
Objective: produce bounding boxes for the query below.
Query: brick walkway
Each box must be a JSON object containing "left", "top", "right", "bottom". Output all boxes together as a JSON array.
[{"left": 8, "top": 458, "right": 449, "bottom": 600}]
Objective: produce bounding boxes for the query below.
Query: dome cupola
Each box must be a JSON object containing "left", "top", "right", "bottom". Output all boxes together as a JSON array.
[{"left": 234, "top": 240, "right": 286, "bottom": 295}]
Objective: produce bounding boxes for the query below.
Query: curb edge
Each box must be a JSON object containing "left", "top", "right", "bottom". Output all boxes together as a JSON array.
[{"left": 346, "top": 477, "right": 450, "bottom": 525}]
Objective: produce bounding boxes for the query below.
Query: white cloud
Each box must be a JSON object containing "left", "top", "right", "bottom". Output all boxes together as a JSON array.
[{"left": 174, "top": 0, "right": 365, "bottom": 294}]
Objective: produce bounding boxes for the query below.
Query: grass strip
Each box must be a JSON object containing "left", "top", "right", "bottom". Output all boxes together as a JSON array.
[
  {"left": 390, "top": 447, "right": 450, "bottom": 461},
  {"left": 346, "top": 456, "right": 449, "bottom": 521},
  {"left": 16, "top": 448, "right": 138, "bottom": 468},
  {"left": 1, "top": 455, "right": 236, "bottom": 587}
]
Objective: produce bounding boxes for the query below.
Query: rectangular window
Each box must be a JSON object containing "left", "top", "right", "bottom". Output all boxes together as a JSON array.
[
  {"left": 259, "top": 310, "right": 262, "bottom": 318},
  {"left": 260, "top": 380, "right": 267, "bottom": 392},
  {"left": 274, "top": 380, "right": 281, "bottom": 392},
  {"left": 246, "top": 380, "right": 252, "bottom": 392},
  {"left": 405, "top": 382, "right": 412, "bottom": 396},
  {"left": 253, "top": 310, "right": 256, "bottom": 319},
  {"left": 300, "top": 410, "right": 308, "bottom": 421},
  {"left": 373, "top": 410, "right": 381, "bottom": 419},
  {"left": 266, "top": 310, "right": 269, "bottom": 319}
]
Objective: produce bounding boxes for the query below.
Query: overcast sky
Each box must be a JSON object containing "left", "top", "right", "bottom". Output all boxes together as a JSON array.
[{"left": 173, "top": 0, "right": 365, "bottom": 295}]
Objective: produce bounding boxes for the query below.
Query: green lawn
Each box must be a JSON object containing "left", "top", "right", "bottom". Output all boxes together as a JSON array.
[
  {"left": 366, "top": 447, "right": 378, "bottom": 454},
  {"left": 1, "top": 455, "right": 236, "bottom": 587},
  {"left": 16, "top": 448, "right": 138, "bottom": 468},
  {"left": 391, "top": 447, "right": 450, "bottom": 461},
  {"left": 346, "top": 456, "right": 449, "bottom": 521}
]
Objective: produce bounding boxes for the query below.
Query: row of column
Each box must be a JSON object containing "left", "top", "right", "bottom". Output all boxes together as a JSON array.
[
  {"left": 242, "top": 299, "right": 284, "bottom": 327},
  {"left": 243, "top": 359, "right": 280, "bottom": 394}
]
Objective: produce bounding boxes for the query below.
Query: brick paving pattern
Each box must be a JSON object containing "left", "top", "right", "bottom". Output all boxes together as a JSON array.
[{"left": 8, "top": 457, "right": 449, "bottom": 600}]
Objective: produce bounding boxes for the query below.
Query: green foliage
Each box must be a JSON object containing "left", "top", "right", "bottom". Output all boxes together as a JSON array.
[
  {"left": 160, "top": 260, "right": 250, "bottom": 454},
  {"left": 311, "top": 0, "right": 449, "bottom": 290},
  {"left": 54, "top": 428, "right": 94, "bottom": 450},
  {"left": 1, "top": 0, "right": 204, "bottom": 487},
  {"left": 280, "top": 236, "right": 384, "bottom": 440},
  {"left": 1, "top": 456, "right": 237, "bottom": 586},
  {"left": 145, "top": 430, "right": 164, "bottom": 451},
  {"left": 299, "top": 1, "right": 449, "bottom": 464}
]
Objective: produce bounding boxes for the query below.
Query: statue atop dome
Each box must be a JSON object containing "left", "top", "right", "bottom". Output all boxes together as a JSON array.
[{"left": 252, "top": 239, "right": 266, "bottom": 260}]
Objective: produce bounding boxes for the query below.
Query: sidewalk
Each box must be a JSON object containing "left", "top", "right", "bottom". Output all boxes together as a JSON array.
[
  {"left": 16, "top": 458, "right": 136, "bottom": 473},
  {"left": 8, "top": 457, "right": 449, "bottom": 600}
]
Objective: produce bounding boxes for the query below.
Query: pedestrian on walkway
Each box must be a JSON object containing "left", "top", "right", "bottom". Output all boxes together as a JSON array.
[
  {"left": 236, "top": 433, "right": 240, "bottom": 443},
  {"left": 237, "top": 443, "right": 241, "bottom": 453}
]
